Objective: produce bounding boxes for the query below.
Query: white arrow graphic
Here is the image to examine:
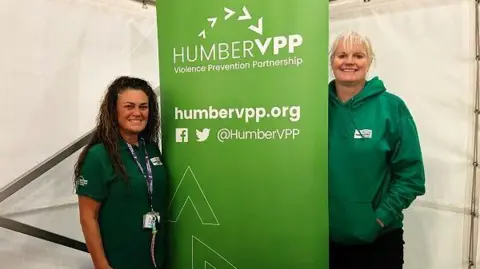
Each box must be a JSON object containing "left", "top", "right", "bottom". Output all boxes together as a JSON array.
[
  {"left": 224, "top": 7, "right": 235, "bottom": 20},
  {"left": 248, "top": 17, "right": 263, "bottom": 35},
  {"left": 168, "top": 166, "right": 220, "bottom": 225},
  {"left": 198, "top": 30, "right": 206, "bottom": 39},
  {"left": 238, "top": 6, "right": 252, "bottom": 20},
  {"left": 207, "top": 17, "right": 217, "bottom": 28},
  {"left": 192, "top": 236, "right": 237, "bottom": 269}
]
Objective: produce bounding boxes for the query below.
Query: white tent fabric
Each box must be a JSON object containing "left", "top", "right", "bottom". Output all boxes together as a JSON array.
[
  {"left": 0, "top": 0, "right": 159, "bottom": 189},
  {"left": 0, "top": 0, "right": 477, "bottom": 268}
]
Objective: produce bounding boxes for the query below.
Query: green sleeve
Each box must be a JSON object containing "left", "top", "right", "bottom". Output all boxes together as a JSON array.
[
  {"left": 375, "top": 102, "right": 426, "bottom": 226},
  {"left": 75, "top": 149, "right": 109, "bottom": 202}
]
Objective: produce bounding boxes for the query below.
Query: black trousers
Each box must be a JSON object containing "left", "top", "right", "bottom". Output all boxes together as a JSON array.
[{"left": 329, "top": 228, "right": 404, "bottom": 269}]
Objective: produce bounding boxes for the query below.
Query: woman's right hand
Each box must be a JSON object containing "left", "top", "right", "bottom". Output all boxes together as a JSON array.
[{"left": 78, "top": 196, "right": 111, "bottom": 269}]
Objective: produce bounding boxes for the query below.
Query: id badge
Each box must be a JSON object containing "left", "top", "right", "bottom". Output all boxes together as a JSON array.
[{"left": 143, "top": 212, "right": 160, "bottom": 229}]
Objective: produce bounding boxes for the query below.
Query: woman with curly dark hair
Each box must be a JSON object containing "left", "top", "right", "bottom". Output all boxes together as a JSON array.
[{"left": 74, "top": 76, "right": 167, "bottom": 269}]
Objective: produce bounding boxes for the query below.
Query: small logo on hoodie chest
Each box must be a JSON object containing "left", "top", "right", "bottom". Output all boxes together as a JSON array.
[{"left": 354, "top": 129, "right": 372, "bottom": 139}]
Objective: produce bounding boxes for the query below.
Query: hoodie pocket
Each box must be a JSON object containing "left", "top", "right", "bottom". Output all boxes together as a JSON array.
[{"left": 330, "top": 197, "right": 382, "bottom": 244}]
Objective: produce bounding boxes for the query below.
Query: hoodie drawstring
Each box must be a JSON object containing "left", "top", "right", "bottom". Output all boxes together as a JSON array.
[
  {"left": 334, "top": 97, "right": 365, "bottom": 139},
  {"left": 347, "top": 101, "right": 366, "bottom": 139}
]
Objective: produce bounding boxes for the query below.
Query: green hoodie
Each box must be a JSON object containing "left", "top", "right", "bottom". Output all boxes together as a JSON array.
[{"left": 328, "top": 76, "right": 426, "bottom": 245}]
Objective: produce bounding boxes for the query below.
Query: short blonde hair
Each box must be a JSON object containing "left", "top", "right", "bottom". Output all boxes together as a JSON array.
[{"left": 329, "top": 31, "right": 375, "bottom": 66}]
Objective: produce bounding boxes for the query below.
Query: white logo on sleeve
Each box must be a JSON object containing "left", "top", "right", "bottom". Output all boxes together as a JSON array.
[
  {"left": 77, "top": 176, "right": 88, "bottom": 186},
  {"left": 354, "top": 129, "right": 373, "bottom": 139}
]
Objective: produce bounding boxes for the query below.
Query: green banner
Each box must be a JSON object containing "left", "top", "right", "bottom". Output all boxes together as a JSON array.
[{"left": 157, "top": 1, "right": 329, "bottom": 268}]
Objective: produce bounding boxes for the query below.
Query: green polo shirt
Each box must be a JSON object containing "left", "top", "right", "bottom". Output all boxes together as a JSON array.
[{"left": 76, "top": 139, "right": 168, "bottom": 269}]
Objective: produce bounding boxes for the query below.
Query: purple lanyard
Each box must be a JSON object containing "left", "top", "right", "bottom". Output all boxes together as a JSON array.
[{"left": 126, "top": 138, "right": 154, "bottom": 211}]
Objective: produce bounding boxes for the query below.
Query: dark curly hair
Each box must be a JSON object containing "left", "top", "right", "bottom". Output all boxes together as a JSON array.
[{"left": 74, "top": 76, "right": 160, "bottom": 182}]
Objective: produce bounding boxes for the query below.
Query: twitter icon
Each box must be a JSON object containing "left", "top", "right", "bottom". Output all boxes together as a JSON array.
[{"left": 196, "top": 128, "right": 210, "bottom": 142}]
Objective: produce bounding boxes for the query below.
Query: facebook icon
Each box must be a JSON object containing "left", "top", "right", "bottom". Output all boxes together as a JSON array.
[{"left": 175, "top": 128, "right": 188, "bottom": 143}]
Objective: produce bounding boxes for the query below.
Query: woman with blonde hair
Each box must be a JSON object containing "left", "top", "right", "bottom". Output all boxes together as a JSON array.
[{"left": 327, "top": 31, "right": 426, "bottom": 269}]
